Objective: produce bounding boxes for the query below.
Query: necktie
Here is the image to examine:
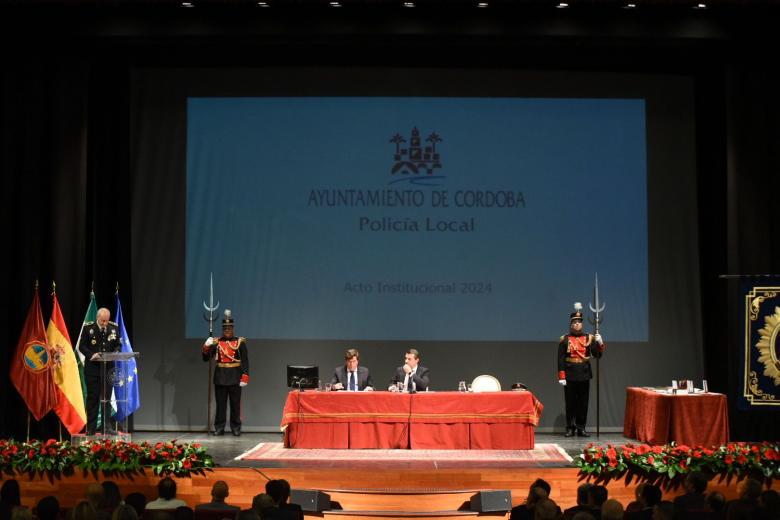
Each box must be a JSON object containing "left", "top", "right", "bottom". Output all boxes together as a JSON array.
[{"left": 349, "top": 372, "right": 356, "bottom": 391}]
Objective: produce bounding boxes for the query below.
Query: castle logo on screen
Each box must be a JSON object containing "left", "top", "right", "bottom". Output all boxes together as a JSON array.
[
  {"left": 389, "top": 127, "right": 445, "bottom": 186},
  {"left": 305, "top": 125, "right": 525, "bottom": 233}
]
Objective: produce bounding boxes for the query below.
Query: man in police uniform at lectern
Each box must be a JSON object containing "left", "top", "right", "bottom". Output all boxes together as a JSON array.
[
  {"left": 79, "top": 307, "right": 121, "bottom": 435},
  {"left": 202, "top": 310, "right": 249, "bottom": 436},
  {"left": 557, "top": 302, "right": 605, "bottom": 437}
]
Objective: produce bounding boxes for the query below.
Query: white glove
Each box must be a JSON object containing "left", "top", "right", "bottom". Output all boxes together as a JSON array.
[
  {"left": 595, "top": 333, "right": 603, "bottom": 345},
  {"left": 558, "top": 379, "right": 567, "bottom": 386},
  {"left": 240, "top": 381, "right": 248, "bottom": 387},
  {"left": 205, "top": 337, "right": 215, "bottom": 347}
]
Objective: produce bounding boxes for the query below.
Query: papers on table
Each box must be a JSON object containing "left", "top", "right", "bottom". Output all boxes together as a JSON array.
[{"left": 643, "top": 386, "right": 707, "bottom": 395}]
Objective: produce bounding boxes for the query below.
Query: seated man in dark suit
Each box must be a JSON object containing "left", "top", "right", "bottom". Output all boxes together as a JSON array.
[
  {"left": 624, "top": 484, "right": 661, "bottom": 520},
  {"left": 672, "top": 471, "right": 708, "bottom": 514},
  {"left": 265, "top": 479, "right": 303, "bottom": 520},
  {"left": 563, "top": 483, "right": 593, "bottom": 519},
  {"left": 195, "top": 481, "right": 240, "bottom": 511},
  {"left": 331, "top": 348, "right": 373, "bottom": 391},
  {"left": 724, "top": 478, "right": 762, "bottom": 519},
  {"left": 389, "top": 348, "right": 430, "bottom": 392},
  {"left": 510, "top": 479, "right": 558, "bottom": 520}
]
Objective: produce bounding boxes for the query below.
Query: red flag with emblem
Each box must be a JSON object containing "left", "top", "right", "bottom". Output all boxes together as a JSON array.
[{"left": 10, "top": 287, "right": 58, "bottom": 421}]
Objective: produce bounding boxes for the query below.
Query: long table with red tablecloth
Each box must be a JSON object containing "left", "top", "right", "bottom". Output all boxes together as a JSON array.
[
  {"left": 280, "top": 390, "right": 544, "bottom": 449},
  {"left": 623, "top": 387, "right": 730, "bottom": 447}
]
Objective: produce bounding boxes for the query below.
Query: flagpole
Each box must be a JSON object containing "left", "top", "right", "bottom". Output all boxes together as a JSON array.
[
  {"left": 113, "top": 284, "right": 140, "bottom": 437},
  {"left": 28, "top": 280, "right": 35, "bottom": 443},
  {"left": 54, "top": 280, "right": 61, "bottom": 445},
  {"left": 73, "top": 283, "right": 95, "bottom": 419},
  {"left": 53, "top": 281, "right": 65, "bottom": 444},
  {"left": 13, "top": 280, "right": 58, "bottom": 438}
]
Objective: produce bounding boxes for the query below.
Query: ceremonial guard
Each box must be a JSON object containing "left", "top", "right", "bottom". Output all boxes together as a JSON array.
[
  {"left": 557, "top": 302, "right": 605, "bottom": 437},
  {"left": 202, "top": 310, "right": 249, "bottom": 436},
  {"left": 79, "top": 307, "right": 121, "bottom": 435}
]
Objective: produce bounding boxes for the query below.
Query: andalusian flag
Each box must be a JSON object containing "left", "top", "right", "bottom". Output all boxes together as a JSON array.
[
  {"left": 10, "top": 286, "right": 57, "bottom": 421},
  {"left": 47, "top": 289, "right": 87, "bottom": 434},
  {"left": 73, "top": 289, "right": 97, "bottom": 410}
]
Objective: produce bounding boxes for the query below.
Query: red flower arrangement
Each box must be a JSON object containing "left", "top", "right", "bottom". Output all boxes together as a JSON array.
[
  {"left": 0, "top": 438, "right": 213, "bottom": 477},
  {"left": 576, "top": 441, "right": 780, "bottom": 489}
]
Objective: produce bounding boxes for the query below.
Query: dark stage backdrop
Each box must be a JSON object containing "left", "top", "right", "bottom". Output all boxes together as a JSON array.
[
  {"left": 129, "top": 68, "right": 700, "bottom": 431},
  {"left": 2, "top": 11, "right": 778, "bottom": 439}
]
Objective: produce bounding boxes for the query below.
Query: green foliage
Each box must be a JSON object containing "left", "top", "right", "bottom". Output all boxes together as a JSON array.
[
  {"left": 575, "top": 441, "right": 780, "bottom": 490},
  {"left": 0, "top": 438, "right": 214, "bottom": 478}
]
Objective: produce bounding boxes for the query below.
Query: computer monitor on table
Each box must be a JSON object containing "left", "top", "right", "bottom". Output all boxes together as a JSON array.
[{"left": 287, "top": 364, "right": 319, "bottom": 390}]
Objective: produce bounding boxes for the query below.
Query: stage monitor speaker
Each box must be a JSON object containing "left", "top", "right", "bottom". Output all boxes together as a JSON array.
[
  {"left": 291, "top": 489, "right": 331, "bottom": 512},
  {"left": 469, "top": 490, "right": 512, "bottom": 512}
]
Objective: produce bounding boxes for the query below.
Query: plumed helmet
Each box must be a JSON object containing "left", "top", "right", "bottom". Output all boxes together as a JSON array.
[
  {"left": 570, "top": 302, "right": 584, "bottom": 323},
  {"left": 222, "top": 309, "right": 234, "bottom": 328}
]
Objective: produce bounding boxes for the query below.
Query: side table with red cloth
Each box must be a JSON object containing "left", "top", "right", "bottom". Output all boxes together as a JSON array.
[
  {"left": 281, "top": 390, "right": 544, "bottom": 449},
  {"left": 623, "top": 387, "right": 729, "bottom": 447},
  {"left": 410, "top": 391, "right": 544, "bottom": 450},
  {"left": 281, "top": 391, "right": 412, "bottom": 448}
]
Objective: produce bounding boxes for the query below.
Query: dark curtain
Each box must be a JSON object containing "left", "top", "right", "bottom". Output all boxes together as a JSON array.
[
  {"left": 1, "top": 55, "right": 132, "bottom": 439},
  {"left": 696, "top": 55, "right": 780, "bottom": 440},
  {"left": 723, "top": 63, "right": 780, "bottom": 440}
]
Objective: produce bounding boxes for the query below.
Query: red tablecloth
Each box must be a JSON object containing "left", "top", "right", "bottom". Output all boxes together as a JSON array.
[
  {"left": 623, "top": 387, "right": 729, "bottom": 447},
  {"left": 281, "top": 390, "right": 543, "bottom": 449}
]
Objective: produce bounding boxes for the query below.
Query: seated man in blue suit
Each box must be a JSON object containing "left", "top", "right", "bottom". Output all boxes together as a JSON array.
[
  {"left": 389, "top": 348, "right": 430, "bottom": 392},
  {"left": 331, "top": 348, "right": 373, "bottom": 391}
]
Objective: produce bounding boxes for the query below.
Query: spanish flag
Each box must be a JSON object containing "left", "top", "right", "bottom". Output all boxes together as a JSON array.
[
  {"left": 48, "top": 290, "right": 87, "bottom": 434},
  {"left": 10, "top": 287, "right": 57, "bottom": 421}
]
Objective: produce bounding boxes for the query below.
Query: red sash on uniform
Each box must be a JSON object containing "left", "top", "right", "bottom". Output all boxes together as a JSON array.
[{"left": 567, "top": 335, "right": 591, "bottom": 359}]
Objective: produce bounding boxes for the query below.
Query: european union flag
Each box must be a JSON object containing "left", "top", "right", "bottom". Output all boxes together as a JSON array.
[{"left": 113, "top": 294, "right": 140, "bottom": 422}]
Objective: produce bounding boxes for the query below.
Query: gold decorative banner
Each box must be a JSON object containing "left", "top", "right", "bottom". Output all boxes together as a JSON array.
[{"left": 741, "top": 283, "right": 780, "bottom": 409}]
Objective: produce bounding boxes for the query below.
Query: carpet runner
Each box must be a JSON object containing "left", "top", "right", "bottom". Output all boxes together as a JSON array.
[{"left": 235, "top": 442, "right": 573, "bottom": 469}]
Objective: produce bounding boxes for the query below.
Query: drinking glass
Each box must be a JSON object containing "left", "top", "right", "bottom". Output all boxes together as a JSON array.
[
  {"left": 702, "top": 380, "right": 708, "bottom": 393},
  {"left": 396, "top": 381, "right": 404, "bottom": 393},
  {"left": 458, "top": 381, "right": 467, "bottom": 392}
]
